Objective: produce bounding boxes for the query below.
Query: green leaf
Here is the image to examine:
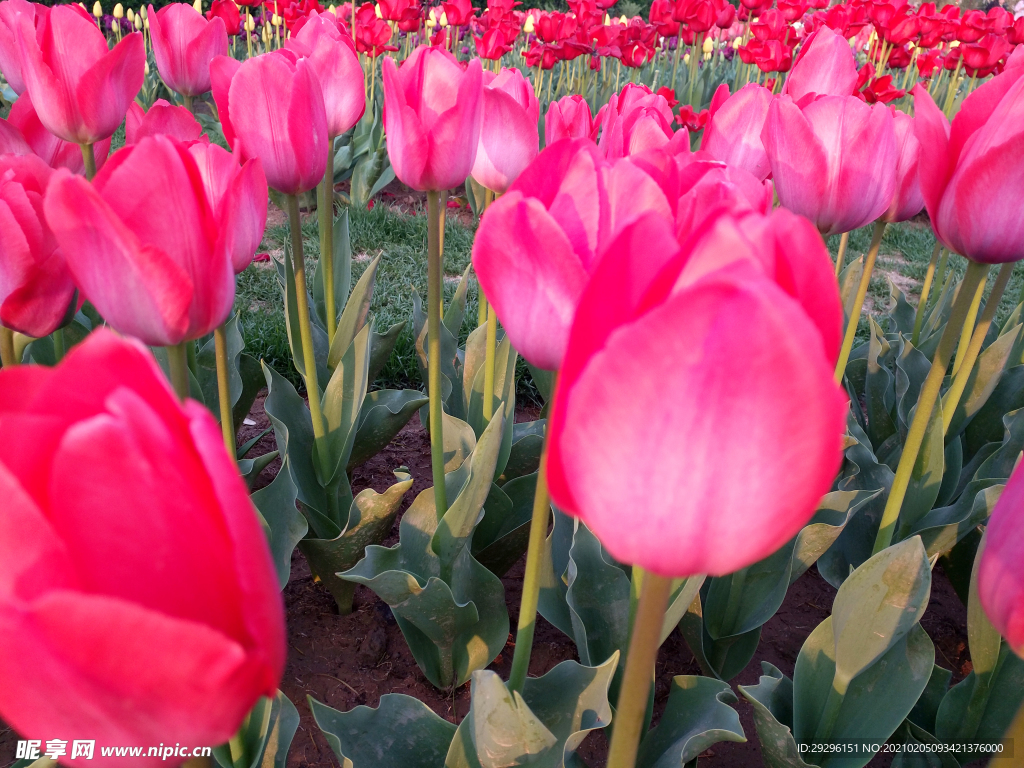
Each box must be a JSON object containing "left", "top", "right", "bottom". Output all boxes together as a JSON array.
[
  {"left": 444, "top": 264, "right": 472, "bottom": 339},
  {"left": 328, "top": 254, "right": 380, "bottom": 372},
  {"left": 865, "top": 318, "right": 898, "bottom": 449},
  {"left": 274, "top": 246, "right": 330, "bottom": 391},
  {"left": 526, "top": 364, "right": 556, "bottom": 405},
  {"left": 240, "top": 450, "right": 280, "bottom": 490},
  {"left": 944, "top": 325, "right": 1022, "bottom": 438},
  {"left": 906, "top": 664, "right": 953, "bottom": 735},
  {"left": 413, "top": 286, "right": 462, "bottom": 418},
  {"left": 905, "top": 479, "right": 1002, "bottom": 557},
  {"left": 738, "top": 663, "right": 814, "bottom": 768},
  {"left": 312, "top": 208, "right": 353, "bottom": 332},
  {"left": 963, "top": 367, "right": 1024, "bottom": 458},
  {"left": 320, "top": 323, "right": 372, "bottom": 487},
  {"left": 895, "top": 399, "right": 945, "bottom": 540},
  {"left": 537, "top": 508, "right": 576, "bottom": 639},
  {"left": 213, "top": 691, "right": 299, "bottom": 768},
  {"left": 348, "top": 389, "right": 429, "bottom": 471},
  {"left": 368, "top": 320, "right": 406, "bottom": 386},
  {"left": 251, "top": 458, "right": 307, "bottom": 590},
  {"left": 472, "top": 473, "right": 537, "bottom": 578},
  {"left": 499, "top": 420, "right": 545, "bottom": 484},
  {"left": 966, "top": 534, "right": 1001, "bottom": 682},
  {"left": 934, "top": 643, "right": 1024, "bottom": 746},
  {"left": 895, "top": 336, "right": 931, "bottom": 437},
  {"left": 234, "top": 353, "right": 267, "bottom": 434},
  {"left": 350, "top": 145, "right": 389, "bottom": 209},
  {"left": 885, "top": 279, "right": 917, "bottom": 337},
  {"left": 636, "top": 676, "right": 746, "bottom": 768},
  {"left": 310, "top": 693, "right": 457, "bottom": 768},
  {"left": 196, "top": 314, "right": 244, "bottom": 422}
]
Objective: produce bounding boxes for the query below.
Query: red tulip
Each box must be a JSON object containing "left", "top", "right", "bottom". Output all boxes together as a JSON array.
[
  {"left": 15, "top": 5, "right": 144, "bottom": 145},
  {"left": 207, "top": 0, "right": 242, "bottom": 35},
  {"left": 227, "top": 50, "right": 329, "bottom": 195},
  {"left": 700, "top": 82, "right": 773, "bottom": 181},
  {"left": 596, "top": 83, "right": 679, "bottom": 159},
  {"left": 979, "top": 463, "right": 1024, "bottom": 656},
  {"left": 783, "top": 26, "right": 858, "bottom": 102},
  {"left": 43, "top": 136, "right": 236, "bottom": 346},
  {"left": 209, "top": 54, "right": 241, "bottom": 149},
  {"left": 912, "top": 62, "right": 1024, "bottom": 264},
  {"left": 0, "top": 155, "right": 77, "bottom": 338},
  {"left": 382, "top": 45, "right": 483, "bottom": 192},
  {"left": 0, "top": 330, "right": 285, "bottom": 763},
  {"left": 442, "top": 0, "right": 474, "bottom": 26},
  {"left": 882, "top": 109, "right": 924, "bottom": 224},
  {"left": 1, "top": 92, "right": 111, "bottom": 174},
  {"left": 472, "top": 139, "right": 607, "bottom": 371},
  {"left": 470, "top": 67, "right": 539, "bottom": 194},
  {"left": 285, "top": 10, "right": 365, "bottom": 138},
  {"left": 545, "top": 210, "right": 846, "bottom": 577},
  {"left": 0, "top": 0, "right": 46, "bottom": 95},
  {"left": 761, "top": 94, "right": 897, "bottom": 236},
  {"left": 148, "top": 3, "right": 228, "bottom": 98},
  {"left": 188, "top": 141, "right": 269, "bottom": 273},
  {"left": 125, "top": 99, "right": 205, "bottom": 146},
  {"left": 545, "top": 94, "right": 596, "bottom": 145}
]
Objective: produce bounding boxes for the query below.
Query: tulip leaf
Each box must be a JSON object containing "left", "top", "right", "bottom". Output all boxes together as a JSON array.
[
  {"left": 413, "top": 287, "right": 462, "bottom": 419},
  {"left": 906, "top": 664, "right": 953, "bottom": 735},
  {"left": 902, "top": 479, "right": 1002, "bottom": 557},
  {"left": 894, "top": 399, "right": 945, "bottom": 540},
  {"left": 885, "top": 280, "right": 917, "bottom": 337},
  {"left": 526, "top": 364, "right": 556, "bottom": 405},
  {"left": 464, "top": 327, "right": 518, "bottom": 480},
  {"left": 274, "top": 245, "right": 330, "bottom": 391},
  {"left": 320, "top": 323, "right": 372, "bottom": 487},
  {"left": 839, "top": 257, "right": 864, "bottom": 321},
  {"left": 499, "top": 419, "right": 546, "bottom": 484},
  {"left": 196, "top": 312, "right": 244, "bottom": 421},
  {"left": 213, "top": 690, "right": 299, "bottom": 768},
  {"left": 327, "top": 254, "right": 380, "bottom": 372},
  {"left": 934, "top": 643, "right": 1024, "bottom": 747},
  {"left": 472, "top": 472, "right": 537, "bottom": 578},
  {"left": 233, "top": 352, "right": 268, "bottom": 434},
  {"left": 350, "top": 145, "right": 389, "bottom": 209},
  {"left": 537, "top": 508, "right": 576, "bottom": 638},
  {"left": 895, "top": 336, "right": 931, "bottom": 436},
  {"left": 966, "top": 537, "right": 1000, "bottom": 682},
  {"left": 443, "top": 264, "right": 472, "bottom": 339},
  {"left": 313, "top": 208, "right": 352, "bottom": 331},
  {"left": 865, "top": 318, "right": 898, "bottom": 449},
  {"left": 934, "top": 437, "right": 963, "bottom": 509},
  {"left": 240, "top": 450, "right": 280, "bottom": 490},
  {"left": 368, "top": 320, "right": 406, "bottom": 386},
  {"left": 963, "top": 366, "right": 1024, "bottom": 459},
  {"left": 251, "top": 457, "right": 306, "bottom": 590},
  {"left": 310, "top": 693, "right": 457, "bottom": 768},
  {"left": 738, "top": 663, "right": 814, "bottom": 768},
  {"left": 348, "top": 388, "right": 429, "bottom": 472},
  {"left": 636, "top": 676, "right": 746, "bottom": 768},
  {"left": 944, "top": 324, "right": 1022, "bottom": 438}
]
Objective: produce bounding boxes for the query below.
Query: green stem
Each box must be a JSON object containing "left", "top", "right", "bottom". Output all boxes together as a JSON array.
[
  {"left": 813, "top": 678, "right": 850, "bottom": 745},
  {"left": 912, "top": 242, "right": 942, "bottom": 346},
  {"left": 482, "top": 303, "right": 497, "bottom": 422},
  {"left": 214, "top": 324, "right": 236, "bottom": 458},
  {"left": 427, "top": 190, "right": 448, "bottom": 518},
  {"left": 932, "top": 249, "right": 950, "bottom": 308},
  {"left": 477, "top": 291, "right": 488, "bottom": 328},
  {"left": 186, "top": 336, "right": 198, "bottom": 378},
  {"left": 318, "top": 140, "right": 337, "bottom": 346},
  {"left": 228, "top": 731, "right": 245, "bottom": 768},
  {"left": 720, "top": 568, "right": 748, "bottom": 636},
  {"left": 872, "top": 260, "right": 989, "bottom": 555},
  {"left": 834, "top": 221, "right": 887, "bottom": 384},
  {"left": 79, "top": 143, "right": 96, "bottom": 181},
  {"left": 0, "top": 326, "right": 14, "bottom": 367},
  {"left": 942, "top": 262, "right": 1014, "bottom": 434},
  {"left": 834, "top": 231, "right": 850, "bottom": 279},
  {"left": 952, "top": 271, "right": 987, "bottom": 376},
  {"left": 286, "top": 195, "right": 327, "bottom": 444},
  {"left": 182, "top": 93, "right": 194, "bottom": 113},
  {"left": 167, "top": 341, "right": 190, "bottom": 400},
  {"left": 606, "top": 572, "right": 672, "bottom": 768},
  {"left": 507, "top": 424, "right": 554, "bottom": 693},
  {"left": 52, "top": 326, "right": 65, "bottom": 363}
]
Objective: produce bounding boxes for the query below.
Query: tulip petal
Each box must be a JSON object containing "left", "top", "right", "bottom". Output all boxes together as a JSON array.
[
  {"left": 1, "top": 248, "right": 76, "bottom": 338},
  {"left": 911, "top": 84, "right": 952, "bottom": 227},
  {"left": 0, "top": 117, "right": 32, "bottom": 156},
  {"left": 979, "top": 468, "right": 1024, "bottom": 656},
  {"left": 762, "top": 97, "right": 829, "bottom": 227},
  {"left": 76, "top": 32, "right": 146, "bottom": 143},
  {"left": 210, "top": 54, "right": 241, "bottom": 148},
  {"left": 701, "top": 83, "right": 772, "bottom": 180}
]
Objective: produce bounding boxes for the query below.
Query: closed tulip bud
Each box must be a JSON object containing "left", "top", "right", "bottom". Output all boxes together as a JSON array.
[
  {"left": 148, "top": 3, "right": 228, "bottom": 97},
  {"left": 140, "top": 4, "right": 146, "bottom": 17},
  {"left": 702, "top": 36, "right": 713, "bottom": 53},
  {"left": 193, "top": 0, "right": 202, "bottom": 11},
  {"left": 979, "top": 463, "right": 1024, "bottom": 655},
  {"left": 127, "top": 7, "right": 134, "bottom": 21},
  {"left": 328, "top": 4, "right": 337, "bottom": 13},
  {"left": 245, "top": 13, "right": 255, "bottom": 31},
  {"left": 471, "top": 67, "right": 539, "bottom": 194},
  {"left": 382, "top": 45, "right": 484, "bottom": 191},
  {"left": 272, "top": 13, "right": 281, "bottom": 25},
  {"left": 135, "top": 13, "right": 142, "bottom": 28},
  {"left": 92, "top": 1, "right": 102, "bottom": 17},
  {"left": 113, "top": 3, "right": 123, "bottom": 17},
  {"left": 439, "top": 9, "right": 448, "bottom": 25},
  {"left": 523, "top": 14, "right": 534, "bottom": 32},
  {"left": 261, "top": 23, "right": 269, "bottom": 42},
  {"left": 0, "top": 330, "right": 285, "bottom": 758},
  {"left": 701, "top": 82, "right": 773, "bottom": 181},
  {"left": 44, "top": 136, "right": 238, "bottom": 346},
  {"left": 374, "top": 3, "right": 382, "bottom": 16}
]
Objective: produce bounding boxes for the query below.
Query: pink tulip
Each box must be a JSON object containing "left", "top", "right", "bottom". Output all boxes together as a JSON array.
[
  {"left": 188, "top": 141, "right": 269, "bottom": 273},
  {"left": 0, "top": 155, "right": 78, "bottom": 338},
  {"left": 382, "top": 44, "right": 483, "bottom": 191},
  {"left": 545, "top": 94, "right": 596, "bottom": 145},
  {"left": 1, "top": 92, "right": 111, "bottom": 174},
  {"left": 979, "top": 464, "right": 1024, "bottom": 655},
  {"left": 209, "top": 54, "right": 241, "bottom": 149},
  {"left": 471, "top": 67, "right": 539, "bottom": 194},
  {"left": 700, "top": 83, "right": 773, "bottom": 181},
  {"left": 0, "top": 330, "right": 285, "bottom": 765},
  {"left": 912, "top": 63, "right": 1024, "bottom": 263},
  {"left": 883, "top": 109, "right": 924, "bottom": 223},
  {"left": 545, "top": 210, "right": 847, "bottom": 577},
  {"left": 125, "top": 99, "right": 205, "bottom": 146},
  {"left": 783, "top": 27, "right": 859, "bottom": 102},
  {"left": 148, "top": 3, "right": 228, "bottom": 98},
  {"left": 761, "top": 94, "right": 897, "bottom": 236},
  {"left": 472, "top": 139, "right": 607, "bottom": 371},
  {"left": 226, "top": 50, "right": 328, "bottom": 195},
  {"left": 285, "top": 10, "right": 365, "bottom": 138},
  {"left": 44, "top": 136, "right": 236, "bottom": 346},
  {"left": 597, "top": 83, "right": 680, "bottom": 159},
  {"left": 15, "top": 5, "right": 144, "bottom": 144},
  {"left": 0, "top": 0, "right": 46, "bottom": 94}
]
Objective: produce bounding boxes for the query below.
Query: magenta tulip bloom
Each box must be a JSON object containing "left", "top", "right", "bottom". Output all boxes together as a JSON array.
[
  {"left": 978, "top": 464, "right": 1024, "bottom": 655},
  {"left": 762, "top": 94, "right": 897, "bottom": 236},
  {"left": 472, "top": 139, "right": 607, "bottom": 371},
  {"left": 0, "top": 0, "right": 46, "bottom": 94},
  {"left": 701, "top": 83, "right": 773, "bottom": 181},
  {"left": 209, "top": 54, "right": 241, "bottom": 149},
  {"left": 148, "top": 3, "right": 228, "bottom": 98},
  {"left": 1, "top": 93, "right": 110, "bottom": 174},
  {"left": 286, "top": 11, "right": 365, "bottom": 139},
  {"left": 44, "top": 136, "right": 236, "bottom": 346},
  {"left": 0, "top": 330, "right": 285, "bottom": 764},
  {"left": 382, "top": 44, "right": 483, "bottom": 191},
  {"left": 546, "top": 211, "right": 847, "bottom": 577},
  {"left": 471, "top": 67, "right": 539, "bottom": 194},
  {"left": 0, "top": 155, "right": 78, "bottom": 338},
  {"left": 227, "top": 50, "right": 328, "bottom": 195},
  {"left": 883, "top": 109, "right": 924, "bottom": 224},
  {"left": 125, "top": 99, "right": 204, "bottom": 146},
  {"left": 912, "top": 65, "right": 1024, "bottom": 263},
  {"left": 188, "top": 142, "right": 269, "bottom": 273},
  {"left": 783, "top": 26, "right": 859, "bottom": 102},
  {"left": 15, "top": 5, "right": 144, "bottom": 144},
  {"left": 597, "top": 84, "right": 679, "bottom": 160},
  {"left": 545, "top": 94, "right": 596, "bottom": 145}
]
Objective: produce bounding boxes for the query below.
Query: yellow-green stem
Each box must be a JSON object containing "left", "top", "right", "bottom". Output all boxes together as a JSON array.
[
  {"left": 214, "top": 324, "right": 236, "bottom": 458},
  {"left": 952, "top": 272, "right": 987, "bottom": 376},
  {"left": 52, "top": 326, "right": 66, "bottom": 362},
  {"left": 834, "top": 231, "right": 850, "bottom": 279},
  {"left": 286, "top": 195, "right": 327, "bottom": 445},
  {"left": 912, "top": 242, "right": 942, "bottom": 346},
  {"left": 426, "top": 190, "right": 448, "bottom": 518},
  {"left": 872, "top": 260, "right": 989, "bottom": 555},
  {"left": 606, "top": 572, "right": 672, "bottom": 768},
  {"left": 932, "top": 249, "right": 950, "bottom": 308},
  {"left": 182, "top": 93, "right": 194, "bottom": 113},
  {"left": 834, "top": 221, "right": 887, "bottom": 383},
  {"left": 482, "top": 303, "right": 497, "bottom": 422},
  {"left": 476, "top": 188, "right": 495, "bottom": 328},
  {"left": 813, "top": 677, "right": 850, "bottom": 745},
  {"left": 0, "top": 326, "right": 15, "bottom": 367},
  {"left": 228, "top": 730, "right": 245, "bottom": 767},
  {"left": 79, "top": 143, "right": 96, "bottom": 181},
  {"left": 318, "top": 140, "right": 337, "bottom": 346},
  {"left": 943, "top": 262, "right": 1014, "bottom": 434},
  {"left": 167, "top": 341, "right": 190, "bottom": 400}
]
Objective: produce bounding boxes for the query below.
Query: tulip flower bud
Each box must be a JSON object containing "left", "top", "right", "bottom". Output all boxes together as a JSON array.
[
  {"left": 127, "top": 6, "right": 134, "bottom": 21},
  {"left": 683, "top": 52, "right": 690, "bottom": 63},
  {"left": 272, "top": 13, "right": 280, "bottom": 25},
  {"left": 523, "top": 14, "right": 534, "bottom": 32},
  {"left": 135, "top": 12, "right": 142, "bottom": 28},
  {"left": 261, "top": 23, "right": 269, "bottom": 42},
  {"left": 113, "top": 3, "right": 124, "bottom": 18},
  {"left": 193, "top": 0, "right": 202, "bottom": 11},
  {"left": 78, "top": 2, "right": 86, "bottom": 10},
  {"left": 328, "top": 3, "right": 336, "bottom": 12},
  {"left": 439, "top": 10, "right": 448, "bottom": 26},
  {"left": 140, "top": 4, "right": 147, "bottom": 17},
  {"left": 92, "top": 1, "right": 102, "bottom": 16},
  {"left": 702, "top": 36, "right": 713, "bottom": 53},
  {"left": 375, "top": 3, "right": 382, "bottom": 16},
  {"left": 245, "top": 13, "right": 255, "bottom": 30},
  {"left": 603, "top": 12, "right": 610, "bottom": 23},
  {"left": 618, "top": 14, "right": 627, "bottom": 22}
]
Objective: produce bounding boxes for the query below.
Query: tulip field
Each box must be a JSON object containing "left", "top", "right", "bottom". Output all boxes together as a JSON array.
[{"left": 5, "top": 0, "right": 1024, "bottom": 764}]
